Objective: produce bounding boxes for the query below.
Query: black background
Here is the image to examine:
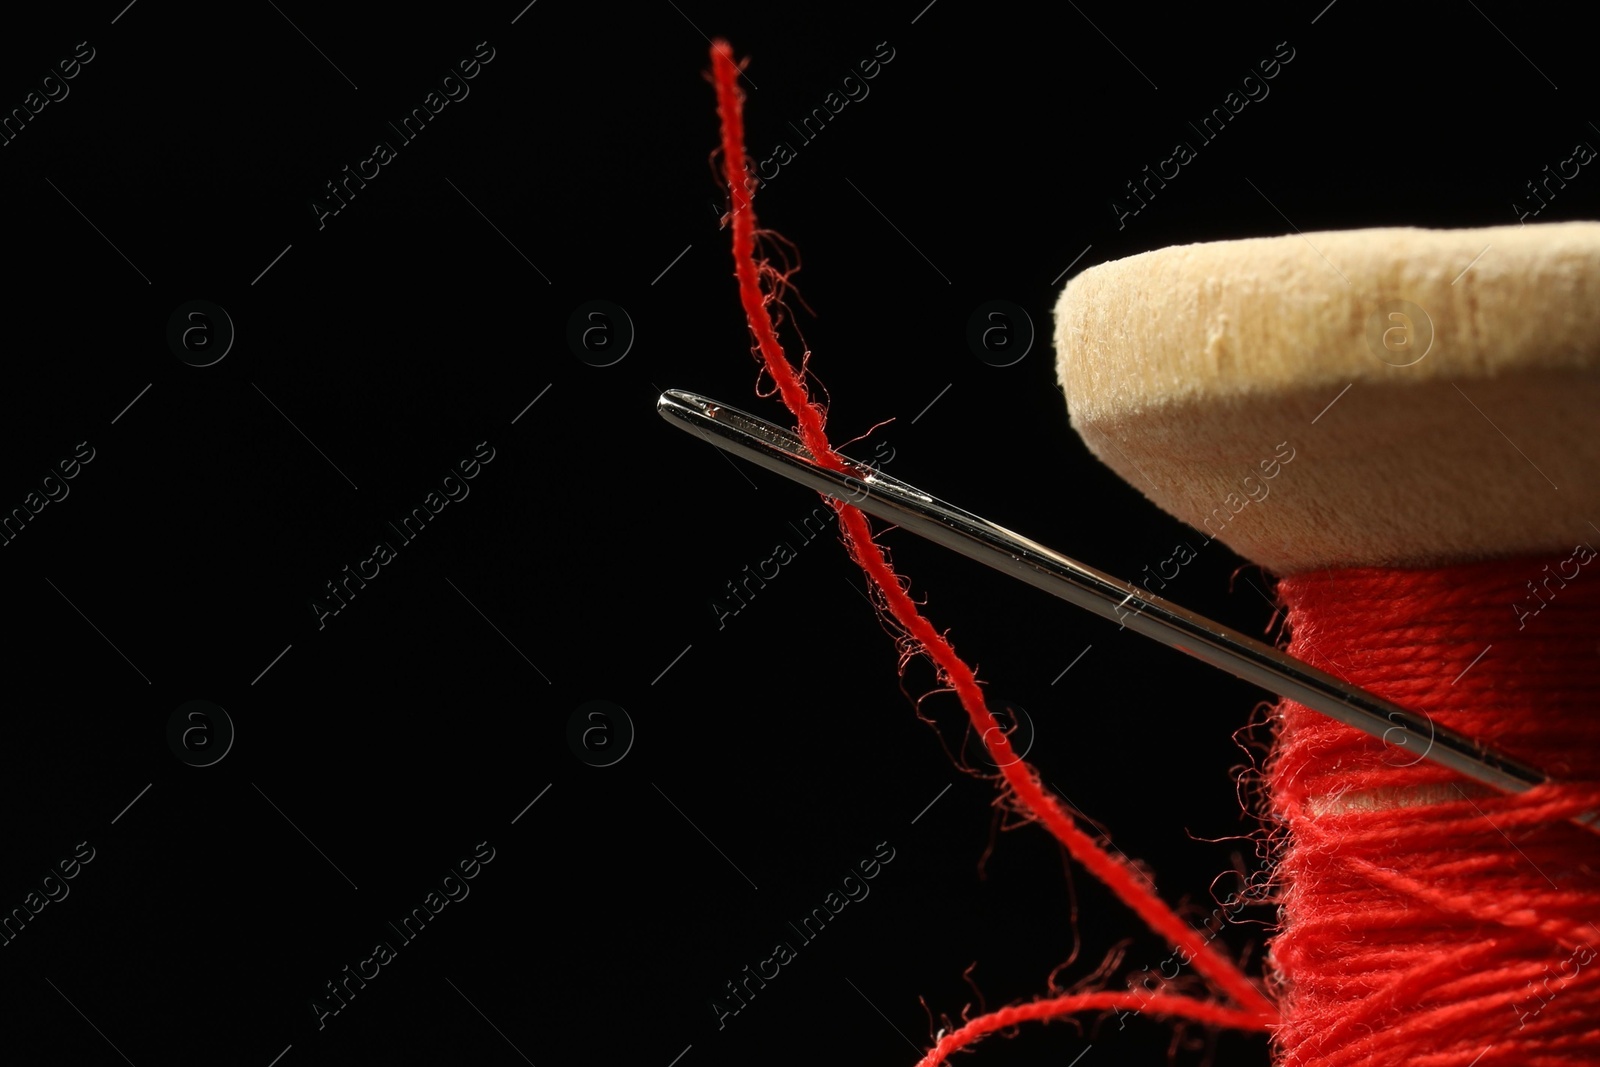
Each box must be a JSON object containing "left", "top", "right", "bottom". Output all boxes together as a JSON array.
[{"left": 0, "top": 3, "right": 1595, "bottom": 1065}]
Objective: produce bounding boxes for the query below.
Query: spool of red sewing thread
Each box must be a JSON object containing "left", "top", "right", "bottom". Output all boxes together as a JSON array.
[{"left": 1054, "top": 221, "right": 1600, "bottom": 1066}]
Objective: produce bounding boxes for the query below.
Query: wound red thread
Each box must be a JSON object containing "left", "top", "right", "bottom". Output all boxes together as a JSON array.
[
  {"left": 1266, "top": 557, "right": 1600, "bottom": 1067},
  {"left": 709, "top": 40, "right": 1277, "bottom": 1064}
]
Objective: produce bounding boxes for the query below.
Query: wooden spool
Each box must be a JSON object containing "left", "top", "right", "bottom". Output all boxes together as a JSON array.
[
  {"left": 1051, "top": 221, "right": 1600, "bottom": 1062},
  {"left": 1052, "top": 221, "right": 1600, "bottom": 573}
]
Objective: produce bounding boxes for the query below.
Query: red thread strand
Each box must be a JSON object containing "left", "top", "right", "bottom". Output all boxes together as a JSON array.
[
  {"left": 1267, "top": 558, "right": 1600, "bottom": 1067},
  {"left": 919, "top": 992, "right": 1271, "bottom": 1061},
  {"left": 711, "top": 48, "right": 1600, "bottom": 1065},
  {"left": 709, "top": 40, "right": 1276, "bottom": 1064}
]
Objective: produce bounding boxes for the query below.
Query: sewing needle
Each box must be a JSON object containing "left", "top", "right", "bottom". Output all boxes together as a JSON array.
[{"left": 656, "top": 388, "right": 1598, "bottom": 833}]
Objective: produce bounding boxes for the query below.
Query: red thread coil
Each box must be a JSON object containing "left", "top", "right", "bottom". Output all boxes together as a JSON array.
[{"left": 1267, "top": 556, "right": 1600, "bottom": 1067}]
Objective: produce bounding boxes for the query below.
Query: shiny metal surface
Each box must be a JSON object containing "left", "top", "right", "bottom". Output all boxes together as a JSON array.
[{"left": 657, "top": 388, "right": 1596, "bottom": 831}]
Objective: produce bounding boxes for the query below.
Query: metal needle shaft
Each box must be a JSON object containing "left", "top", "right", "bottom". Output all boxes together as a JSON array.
[{"left": 657, "top": 388, "right": 1598, "bottom": 833}]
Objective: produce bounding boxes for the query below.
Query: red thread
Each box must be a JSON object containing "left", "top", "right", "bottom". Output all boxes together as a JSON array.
[
  {"left": 709, "top": 45, "right": 1600, "bottom": 1065},
  {"left": 1267, "top": 558, "right": 1600, "bottom": 1067},
  {"left": 709, "top": 40, "right": 1275, "bottom": 1064},
  {"left": 709, "top": 49, "right": 1600, "bottom": 1067}
]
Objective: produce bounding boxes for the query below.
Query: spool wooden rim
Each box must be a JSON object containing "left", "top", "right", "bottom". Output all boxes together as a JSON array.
[{"left": 1052, "top": 221, "right": 1600, "bottom": 572}]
